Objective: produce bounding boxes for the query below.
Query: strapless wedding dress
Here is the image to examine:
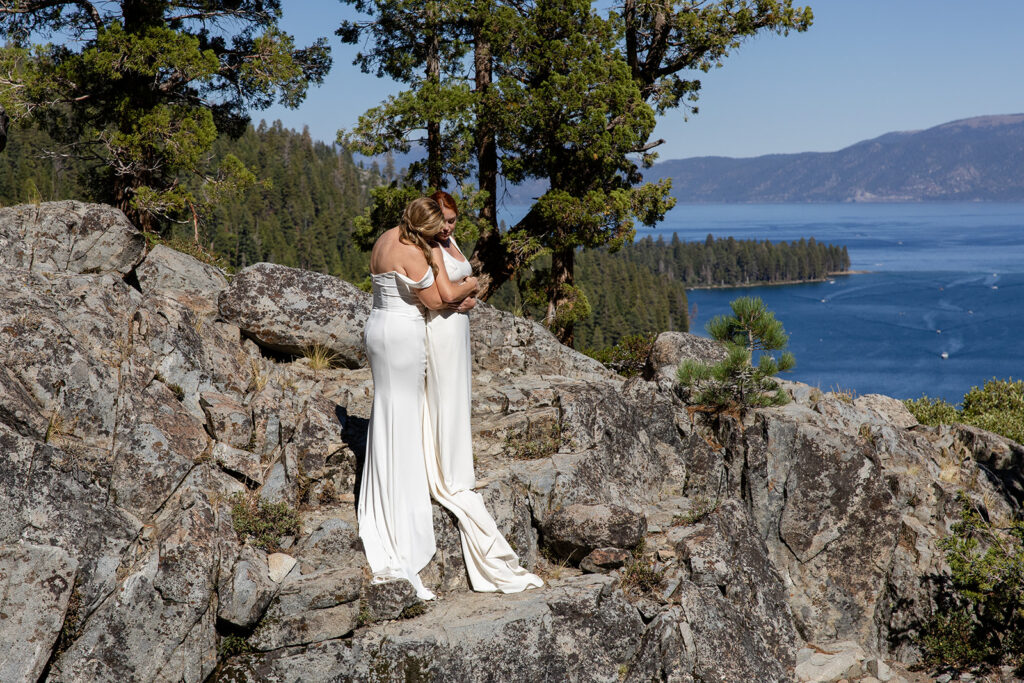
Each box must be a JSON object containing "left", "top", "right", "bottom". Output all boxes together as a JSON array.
[
  {"left": 359, "top": 268, "right": 437, "bottom": 599},
  {"left": 424, "top": 240, "right": 543, "bottom": 593}
]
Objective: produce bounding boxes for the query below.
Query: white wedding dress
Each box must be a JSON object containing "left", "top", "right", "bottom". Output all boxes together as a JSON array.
[
  {"left": 424, "top": 239, "right": 543, "bottom": 593},
  {"left": 359, "top": 268, "right": 437, "bottom": 599}
]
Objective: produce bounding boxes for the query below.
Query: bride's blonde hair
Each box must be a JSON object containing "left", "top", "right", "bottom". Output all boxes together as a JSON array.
[{"left": 398, "top": 197, "right": 444, "bottom": 277}]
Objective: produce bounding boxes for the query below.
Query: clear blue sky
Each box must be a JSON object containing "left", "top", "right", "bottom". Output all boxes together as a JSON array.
[{"left": 259, "top": 0, "right": 1024, "bottom": 160}]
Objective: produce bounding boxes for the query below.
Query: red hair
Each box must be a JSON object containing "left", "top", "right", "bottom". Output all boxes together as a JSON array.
[{"left": 429, "top": 190, "right": 458, "bottom": 215}]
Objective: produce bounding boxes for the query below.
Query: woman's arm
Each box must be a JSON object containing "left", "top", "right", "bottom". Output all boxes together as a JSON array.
[
  {"left": 431, "top": 245, "right": 478, "bottom": 304},
  {"left": 394, "top": 245, "right": 447, "bottom": 310},
  {"left": 453, "top": 296, "right": 477, "bottom": 313}
]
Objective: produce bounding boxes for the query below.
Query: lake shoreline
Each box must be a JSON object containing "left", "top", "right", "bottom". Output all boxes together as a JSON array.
[{"left": 684, "top": 270, "right": 870, "bottom": 291}]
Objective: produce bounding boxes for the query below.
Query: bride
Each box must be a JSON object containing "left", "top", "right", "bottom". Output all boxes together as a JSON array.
[
  {"left": 358, "top": 197, "right": 476, "bottom": 601},
  {"left": 423, "top": 190, "right": 543, "bottom": 593}
]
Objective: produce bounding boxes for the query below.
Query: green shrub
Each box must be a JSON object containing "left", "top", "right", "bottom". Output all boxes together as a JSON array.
[
  {"left": 620, "top": 542, "right": 663, "bottom": 595},
  {"left": 677, "top": 296, "right": 794, "bottom": 409},
  {"left": 962, "top": 379, "right": 1024, "bottom": 444},
  {"left": 229, "top": 493, "right": 302, "bottom": 552},
  {"left": 670, "top": 497, "right": 720, "bottom": 527},
  {"left": 904, "top": 395, "right": 959, "bottom": 426},
  {"left": 905, "top": 378, "right": 1024, "bottom": 445},
  {"left": 921, "top": 607, "right": 992, "bottom": 671},
  {"left": 581, "top": 332, "right": 656, "bottom": 378},
  {"left": 399, "top": 601, "right": 428, "bottom": 619},
  {"left": 921, "top": 492, "right": 1024, "bottom": 673},
  {"left": 218, "top": 634, "right": 253, "bottom": 657}
]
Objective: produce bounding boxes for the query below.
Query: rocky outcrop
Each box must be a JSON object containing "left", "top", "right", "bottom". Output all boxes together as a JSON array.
[
  {"left": 542, "top": 503, "right": 647, "bottom": 562},
  {"left": 218, "top": 262, "right": 369, "bottom": 366},
  {"left": 643, "top": 329, "right": 729, "bottom": 383},
  {"left": 0, "top": 544, "right": 79, "bottom": 682},
  {"left": 1, "top": 201, "right": 1020, "bottom": 682},
  {"left": 0, "top": 201, "right": 145, "bottom": 275}
]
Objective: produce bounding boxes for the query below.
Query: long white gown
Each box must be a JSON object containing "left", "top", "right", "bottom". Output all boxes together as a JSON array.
[
  {"left": 359, "top": 269, "right": 437, "bottom": 598},
  {"left": 424, "top": 240, "right": 544, "bottom": 593}
]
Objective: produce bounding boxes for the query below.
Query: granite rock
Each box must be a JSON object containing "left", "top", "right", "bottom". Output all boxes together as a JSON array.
[
  {"left": 218, "top": 262, "right": 369, "bottom": 366},
  {"left": 0, "top": 543, "right": 79, "bottom": 683},
  {"left": 0, "top": 201, "right": 145, "bottom": 275}
]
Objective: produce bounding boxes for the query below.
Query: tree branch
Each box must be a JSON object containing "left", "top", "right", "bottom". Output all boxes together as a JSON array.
[
  {"left": 0, "top": 0, "right": 102, "bottom": 32},
  {"left": 632, "top": 138, "right": 664, "bottom": 153}
]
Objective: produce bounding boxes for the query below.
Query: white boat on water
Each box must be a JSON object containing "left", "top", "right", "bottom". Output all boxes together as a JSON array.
[{"left": 940, "top": 352, "right": 949, "bottom": 359}]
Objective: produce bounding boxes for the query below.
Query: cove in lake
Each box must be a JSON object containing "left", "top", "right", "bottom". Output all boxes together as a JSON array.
[{"left": 649, "top": 203, "right": 1024, "bottom": 403}]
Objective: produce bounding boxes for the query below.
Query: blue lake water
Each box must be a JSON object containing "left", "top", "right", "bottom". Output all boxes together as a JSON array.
[{"left": 647, "top": 203, "right": 1024, "bottom": 403}]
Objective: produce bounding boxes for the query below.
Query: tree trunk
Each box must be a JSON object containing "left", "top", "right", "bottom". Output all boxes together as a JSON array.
[
  {"left": 426, "top": 3, "right": 442, "bottom": 189},
  {"left": 113, "top": 174, "right": 153, "bottom": 232},
  {"left": 0, "top": 104, "right": 9, "bottom": 153},
  {"left": 474, "top": 24, "right": 496, "bottom": 230},
  {"left": 547, "top": 246, "right": 575, "bottom": 346},
  {"left": 467, "top": 15, "right": 506, "bottom": 299}
]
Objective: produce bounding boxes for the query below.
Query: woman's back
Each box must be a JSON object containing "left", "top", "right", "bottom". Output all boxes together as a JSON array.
[{"left": 371, "top": 270, "right": 432, "bottom": 315}]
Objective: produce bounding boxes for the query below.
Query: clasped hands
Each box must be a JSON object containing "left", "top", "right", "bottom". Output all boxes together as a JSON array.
[{"left": 449, "top": 276, "right": 479, "bottom": 312}]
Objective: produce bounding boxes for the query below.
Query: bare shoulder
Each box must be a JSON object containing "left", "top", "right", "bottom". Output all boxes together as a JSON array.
[
  {"left": 396, "top": 242, "right": 430, "bottom": 279},
  {"left": 370, "top": 228, "right": 403, "bottom": 274}
]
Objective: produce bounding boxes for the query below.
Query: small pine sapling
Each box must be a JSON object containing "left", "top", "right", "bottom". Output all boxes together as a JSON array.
[{"left": 677, "top": 296, "right": 795, "bottom": 409}]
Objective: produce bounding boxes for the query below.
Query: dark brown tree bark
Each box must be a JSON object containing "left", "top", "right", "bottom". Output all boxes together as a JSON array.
[
  {"left": 546, "top": 245, "right": 575, "bottom": 345},
  {"left": 467, "top": 14, "right": 506, "bottom": 299},
  {"left": 425, "top": 3, "right": 442, "bottom": 189}
]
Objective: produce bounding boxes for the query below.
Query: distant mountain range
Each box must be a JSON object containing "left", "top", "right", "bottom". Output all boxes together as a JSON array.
[
  {"left": 355, "top": 114, "right": 1024, "bottom": 205},
  {"left": 652, "top": 114, "right": 1024, "bottom": 203}
]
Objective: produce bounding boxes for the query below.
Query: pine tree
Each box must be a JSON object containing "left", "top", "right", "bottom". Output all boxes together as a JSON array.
[
  {"left": 0, "top": 1, "right": 331, "bottom": 230},
  {"left": 678, "top": 296, "right": 795, "bottom": 409},
  {"left": 336, "top": 0, "right": 813, "bottom": 344}
]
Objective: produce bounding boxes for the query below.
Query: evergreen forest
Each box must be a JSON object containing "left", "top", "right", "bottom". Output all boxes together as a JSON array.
[
  {"left": 1, "top": 124, "right": 850, "bottom": 350},
  {"left": 0, "top": 123, "right": 380, "bottom": 284},
  {"left": 491, "top": 233, "right": 850, "bottom": 348},
  {"left": 630, "top": 234, "right": 850, "bottom": 287}
]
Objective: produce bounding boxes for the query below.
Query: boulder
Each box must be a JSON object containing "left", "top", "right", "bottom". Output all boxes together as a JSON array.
[
  {"left": 0, "top": 201, "right": 145, "bottom": 275},
  {"left": 642, "top": 330, "right": 728, "bottom": 383},
  {"left": 109, "top": 377, "right": 211, "bottom": 519},
  {"left": 218, "top": 262, "right": 369, "bottom": 367},
  {"left": 363, "top": 578, "right": 419, "bottom": 621},
  {"left": 49, "top": 471, "right": 223, "bottom": 683},
  {"left": 201, "top": 392, "right": 253, "bottom": 450},
  {"left": 135, "top": 244, "right": 229, "bottom": 318},
  {"left": 0, "top": 544, "right": 79, "bottom": 683},
  {"left": 579, "top": 547, "right": 631, "bottom": 573},
  {"left": 212, "top": 442, "right": 267, "bottom": 485},
  {"left": 274, "top": 566, "right": 363, "bottom": 615},
  {"left": 217, "top": 546, "right": 278, "bottom": 629},
  {"left": 668, "top": 500, "right": 800, "bottom": 672},
  {"left": 794, "top": 641, "right": 867, "bottom": 682},
  {"left": 250, "top": 600, "right": 361, "bottom": 652},
  {"left": 0, "top": 423, "right": 140, "bottom": 615},
  {"left": 542, "top": 503, "right": 647, "bottom": 563},
  {"left": 469, "top": 303, "right": 612, "bottom": 380},
  {"left": 0, "top": 267, "right": 140, "bottom": 450}
]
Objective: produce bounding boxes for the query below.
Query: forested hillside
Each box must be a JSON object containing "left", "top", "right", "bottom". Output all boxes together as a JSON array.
[
  {"left": 0, "top": 122, "right": 380, "bottom": 283},
  {"left": 488, "top": 251, "right": 690, "bottom": 350},
  {"left": 187, "top": 122, "right": 377, "bottom": 282},
  {"left": 2, "top": 124, "right": 848, "bottom": 350}
]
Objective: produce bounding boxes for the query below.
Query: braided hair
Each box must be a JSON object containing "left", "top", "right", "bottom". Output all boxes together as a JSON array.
[{"left": 397, "top": 197, "right": 444, "bottom": 277}]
